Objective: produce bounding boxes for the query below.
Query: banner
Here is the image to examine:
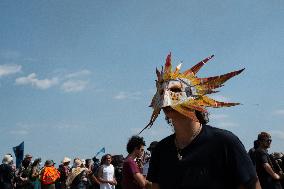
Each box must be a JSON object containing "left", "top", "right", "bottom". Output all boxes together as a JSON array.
[{"left": 13, "top": 141, "right": 24, "bottom": 168}]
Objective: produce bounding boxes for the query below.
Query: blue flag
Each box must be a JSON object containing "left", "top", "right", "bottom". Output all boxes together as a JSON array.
[
  {"left": 13, "top": 141, "right": 24, "bottom": 168},
  {"left": 95, "top": 147, "right": 105, "bottom": 157}
]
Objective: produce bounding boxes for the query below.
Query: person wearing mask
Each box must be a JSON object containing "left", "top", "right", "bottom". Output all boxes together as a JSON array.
[{"left": 140, "top": 53, "right": 260, "bottom": 189}]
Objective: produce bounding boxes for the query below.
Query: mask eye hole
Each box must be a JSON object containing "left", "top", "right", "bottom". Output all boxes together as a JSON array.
[{"left": 169, "top": 87, "right": 182, "bottom": 93}]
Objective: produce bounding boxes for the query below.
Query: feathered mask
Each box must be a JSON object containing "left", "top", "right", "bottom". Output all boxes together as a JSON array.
[{"left": 139, "top": 53, "right": 244, "bottom": 134}]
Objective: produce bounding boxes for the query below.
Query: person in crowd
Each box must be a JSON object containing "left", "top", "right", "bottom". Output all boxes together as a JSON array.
[
  {"left": 66, "top": 158, "right": 89, "bottom": 189},
  {"left": 122, "top": 136, "right": 152, "bottom": 189},
  {"left": 90, "top": 157, "right": 101, "bottom": 189},
  {"left": 86, "top": 158, "right": 102, "bottom": 189},
  {"left": 40, "top": 160, "right": 60, "bottom": 189},
  {"left": 56, "top": 157, "right": 71, "bottom": 189},
  {"left": 30, "top": 158, "right": 41, "bottom": 189},
  {"left": 249, "top": 140, "right": 260, "bottom": 167},
  {"left": 16, "top": 154, "right": 33, "bottom": 189},
  {"left": 143, "top": 141, "right": 158, "bottom": 177},
  {"left": 98, "top": 154, "right": 117, "bottom": 189},
  {"left": 140, "top": 53, "right": 260, "bottom": 189},
  {"left": 111, "top": 155, "right": 124, "bottom": 189},
  {"left": 0, "top": 154, "right": 15, "bottom": 189},
  {"left": 85, "top": 159, "right": 93, "bottom": 171},
  {"left": 255, "top": 132, "right": 282, "bottom": 189},
  {"left": 81, "top": 160, "right": 86, "bottom": 168},
  {"left": 270, "top": 152, "right": 284, "bottom": 189}
]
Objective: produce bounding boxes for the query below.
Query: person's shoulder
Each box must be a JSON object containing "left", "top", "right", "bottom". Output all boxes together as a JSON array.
[
  {"left": 158, "top": 134, "right": 174, "bottom": 146},
  {"left": 204, "top": 125, "right": 241, "bottom": 144},
  {"left": 123, "top": 157, "right": 134, "bottom": 165}
]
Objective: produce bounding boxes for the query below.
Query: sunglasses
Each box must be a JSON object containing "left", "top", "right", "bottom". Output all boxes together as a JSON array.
[{"left": 263, "top": 139, "right": 272, "bottom": 143}]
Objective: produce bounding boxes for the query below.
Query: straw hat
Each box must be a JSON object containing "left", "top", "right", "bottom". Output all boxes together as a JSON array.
[
  {"left": 74, "top": 159, "right": 82, "bottom": 167},
  {"left": 62, "top": 157, "right": 71, "bottom": 163},
  {"left": 2, "top": 155, "right": 13, "bottom": 164}
]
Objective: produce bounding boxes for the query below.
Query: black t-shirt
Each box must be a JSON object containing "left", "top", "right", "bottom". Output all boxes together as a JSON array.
[
  {"left": 255, "top": 149, "right": 282, "bottom": 189},
  {"left": 147, "top": 125, "right": 257, "bottom": 189}
]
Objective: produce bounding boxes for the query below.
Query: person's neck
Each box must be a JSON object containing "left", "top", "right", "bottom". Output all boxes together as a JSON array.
[
  {"left": 128, "top": 152, "right": 137, "bottom": 160},
  {"left": 172, "top": 118, "right": 202, "bottom": 149}
]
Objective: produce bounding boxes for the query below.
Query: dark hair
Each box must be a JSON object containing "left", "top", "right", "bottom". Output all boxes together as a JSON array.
[
  {"left": 85, "top": 159, "right": 92, "bottom": 166},
  {"left": 92, "top": 156, "right": 100, "bottom": 163},
  {"left": 126, "top": 135, "right": 146, "bottom": 154},
  {"left": 253, "top": 140, "right": 260, "bottom": 149},
  {"left": 100, "top": 154, "right": 112, "bottom": 165},
  {"left": 257, "top": 132, "right": 271, "bottom": 141},
  {"left": 195, "top": 111, "right": 209, "bottom": 124},
  {"left": 31, "top": 158, "right": 41, "bottom": 167}
]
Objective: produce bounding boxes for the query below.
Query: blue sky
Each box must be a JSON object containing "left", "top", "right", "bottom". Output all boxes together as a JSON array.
[{"left": 1, "top": 0, "right": 284, "bottom": 164}]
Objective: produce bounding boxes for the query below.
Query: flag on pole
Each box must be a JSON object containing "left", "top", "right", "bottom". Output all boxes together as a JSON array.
[
  {"left": 95, "top": 147, "right": 105, "bottom": 157},
  {"left": 13, "top": 141, "right": 24, "bottom": 168}
]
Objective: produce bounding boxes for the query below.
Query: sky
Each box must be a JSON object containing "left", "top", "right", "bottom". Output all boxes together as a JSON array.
[{"left": 0, "top": 0, "right": 284, "bottom": 164}]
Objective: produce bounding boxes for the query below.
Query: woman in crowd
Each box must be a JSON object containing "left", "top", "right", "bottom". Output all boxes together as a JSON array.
[
  {"left": 98, "top": 154, "right": 117, "bottom": 189},
  {"left": 30, "top": 158, "right": 41, "bottom": 189}
]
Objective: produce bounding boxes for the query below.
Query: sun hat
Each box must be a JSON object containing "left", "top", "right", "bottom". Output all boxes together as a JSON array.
[
  {"left": 24, "top": 154, "right": 33, "bottom": 159},
  {"left": 2, "top": 154, "right": 13, "bottom": 164},
  {"left": 45, "top": 160, "right": 55, "bottom": 167},
  {"left": 74, "top": 159, "right": 82, "bottom": 167},
  {"left": 62, "top": 157, "right": 71, "bottom": 163}
]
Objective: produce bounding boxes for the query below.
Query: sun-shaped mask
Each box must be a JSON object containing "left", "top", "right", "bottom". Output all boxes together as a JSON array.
[{"left": 139, "top": 53, "right": 244, "bottom": 134}]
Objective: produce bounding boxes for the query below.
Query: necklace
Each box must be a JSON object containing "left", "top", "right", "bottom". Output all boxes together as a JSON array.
[{"left": 175, "top": 124, "right": 202, "bottom": 160}]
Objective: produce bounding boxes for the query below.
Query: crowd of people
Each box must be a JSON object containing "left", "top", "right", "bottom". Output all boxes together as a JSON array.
[
  {"left": 0, "top": 152, "right": 122, "bottom": 189},
  {"left": 0, "top": 135, "right": 283, "bottom": 189}
]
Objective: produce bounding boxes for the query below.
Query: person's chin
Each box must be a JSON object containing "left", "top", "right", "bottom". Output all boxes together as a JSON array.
[
  {"left": 163, "top": 106, "right": 176, "bottom": 117},
  {"left": 163, "top": 106, "right": 173, "bottom": 113}
]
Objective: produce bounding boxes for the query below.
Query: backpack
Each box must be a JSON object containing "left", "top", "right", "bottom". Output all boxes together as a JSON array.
[
  {"left": 71, "top": 170, "right": 90, "bottom": 189},
  {"left": 41, "top": 166, "right": 60, "bottom": 185}
]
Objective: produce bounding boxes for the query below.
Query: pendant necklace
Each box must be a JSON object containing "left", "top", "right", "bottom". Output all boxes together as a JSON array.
[{"left": 175, "top": 124, "right": 202, "bottom": 160}]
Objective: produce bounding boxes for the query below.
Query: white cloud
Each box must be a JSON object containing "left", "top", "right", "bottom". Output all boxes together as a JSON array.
[
  {"left": 0, "top": 64, "right": 22, "bottom": 77},
  {"left": 9, "top": 129, "right": 29, "bottom": 135},
  {"left": 65, "top": 70, "right": 91, "bottom": 78},
  {"left": 273, "top": 110, "right": 284, "bottom": 116},
  {"left": 15, "top": 73, "right": 59, "bottom": 90},
  {"left": 61, "top": 80, "right": 88, "bottom": 92},
  {"left": 113, "top": 91, "right": 142, "bottom": 100}
]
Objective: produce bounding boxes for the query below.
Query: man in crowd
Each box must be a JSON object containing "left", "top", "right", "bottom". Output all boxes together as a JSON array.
[
  {"left": 255, "top": 132, "right": 283, "bottom": 189},
  {"left": 122, "top": 136, "right": 152, "bottom": 189},
  {"left": 143, "top": 141, "right": 158, "bottom": 177},
  {"left": 0, "top": 154, "right": 15, "bottom": 189}
]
